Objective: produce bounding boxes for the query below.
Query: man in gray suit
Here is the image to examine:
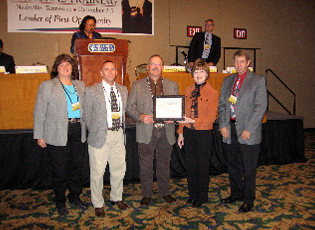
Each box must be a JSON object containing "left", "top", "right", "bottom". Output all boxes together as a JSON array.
[
  {"left": 126, "top": 54, "right": 179, "bottom": 207},
  {"left": 218, "top": 50, "right": 267, "bottom": 213},
  {"left": 82, "top": 60, "right": 129, "bottom": 217}
]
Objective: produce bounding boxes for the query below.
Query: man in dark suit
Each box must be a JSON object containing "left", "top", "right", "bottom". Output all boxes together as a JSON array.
[
  {"left": 218, "top": 49, "right": 267, "bottom": 213},
  {"left": 126, "top": 54, "right": 179, "bottom": 207},
  {"left": 0, "top": 39, "right": 16, "bottom": 73},
  {"left": 188, "top": 19, "right": 221, "bottom": 69},
  {"left": 82, "top": 61, "right": 129, "bottom": 217}
]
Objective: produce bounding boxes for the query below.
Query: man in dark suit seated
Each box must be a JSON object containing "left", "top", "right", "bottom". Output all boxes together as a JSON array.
[
  {"left": 0, "top": 39, "right": 16, "bottom": 73},
  {"left": 188, "top": 19, "right": 221, "bottom": 69}
]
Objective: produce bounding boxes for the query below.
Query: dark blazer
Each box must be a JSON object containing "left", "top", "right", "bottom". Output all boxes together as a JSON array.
[
  {"left": 82, "top": 82, "right": 128, "bottom": 149},
  {"left": 0, "top": 52, "right": 15, "bottom": 73},
  {"left": 188, "top": 32, "right": 221, "bottom": 65},
  {"left": 70, "top": 30, "right": 102, "bottom": 53},
  {"left": 126, "top": 77, "right": 179, "bottom": 145},
  {"left": 218, "top": 71, "right": 268, "bottom": 145},
  {"left": 33, "top": 78, "right": 86, "bottom": 146}
]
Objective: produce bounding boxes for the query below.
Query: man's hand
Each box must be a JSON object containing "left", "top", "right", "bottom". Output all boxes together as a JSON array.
[
  {"left": 37, "top": 139, "right": 47, "bottom": 148},
  {"left": 220, "top": 127, "right": 229, "bottom": 138},
  {"left": 241, "top": 130, "right": 252, "bottom": 140},
  {"left": 208, "top": 62, "right": 215, "bottom": 66},
  {"left": 177, "top": 134, "right": 184, "bottom": 149},
  {"left": 140, "top": 114, "right": 154, "bottom": 125},
  {"left": 189, "top": 62, "right": 194, "bottom": 69}
]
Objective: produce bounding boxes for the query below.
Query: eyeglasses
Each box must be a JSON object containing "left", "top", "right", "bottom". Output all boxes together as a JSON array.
[
  {"left": 149, "top": 63, "right": 162, "bottom": 67},
  {"left": 205, "top": 23, "right": 215, "bottom": 26}
]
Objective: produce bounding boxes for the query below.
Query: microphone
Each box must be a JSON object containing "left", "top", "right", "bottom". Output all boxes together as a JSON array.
[{"left": 180, "top": 49, "right": 188, "bottom": 58}]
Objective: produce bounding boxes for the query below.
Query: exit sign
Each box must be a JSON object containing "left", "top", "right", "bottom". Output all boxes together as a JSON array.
[
  {"left": 234, "top": 28, "right": 247, "bottom": 39},
  {"left": 187, "top": 26, "right": 202, "bottom": 37}
]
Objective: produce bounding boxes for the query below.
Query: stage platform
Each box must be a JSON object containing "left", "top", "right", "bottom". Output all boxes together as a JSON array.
[{"left": 0, "top": 111, "right": 307, "bottom": 190}]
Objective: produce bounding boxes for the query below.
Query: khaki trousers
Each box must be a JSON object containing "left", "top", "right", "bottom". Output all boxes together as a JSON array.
[{"left": 88, "top": 129, "right": 126, "bottom": 208}]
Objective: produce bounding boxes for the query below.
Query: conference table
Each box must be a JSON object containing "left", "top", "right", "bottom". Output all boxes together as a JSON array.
[{"left": 0, "top": 72, "right": 306, "bottom": 190}]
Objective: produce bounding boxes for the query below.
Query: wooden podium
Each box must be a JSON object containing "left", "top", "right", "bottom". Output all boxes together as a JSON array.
[{"left": 74, "top": 39, "right": 128, "bottom": 87}]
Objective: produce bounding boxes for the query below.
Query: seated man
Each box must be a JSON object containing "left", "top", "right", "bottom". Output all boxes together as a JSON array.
[{"left": 0, "top": 39, "right": 16, "bottom": 73}]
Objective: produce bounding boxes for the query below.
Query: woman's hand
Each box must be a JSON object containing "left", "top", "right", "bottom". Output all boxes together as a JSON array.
[
  {"left": 177, "top": 116, "right": 195, "bottom": 124},
  {"left": 37, "top": 139, "right": 47, "bottom": 148},
  {"left": 177, "top": 134, "right": 184, "bottom": 149}
]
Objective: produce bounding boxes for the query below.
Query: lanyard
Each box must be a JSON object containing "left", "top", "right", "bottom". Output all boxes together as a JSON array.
[
  {"left": 102, "top": 85, "right": 121, "bottom": 111},
  {"left": 147, "top": 76, "right": 163, "bottom": 98},
  {"left": 59, "top": 79, "right": 78, "bottom": 105}
]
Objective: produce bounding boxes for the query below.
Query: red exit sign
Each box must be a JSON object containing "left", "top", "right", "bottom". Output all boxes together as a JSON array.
[
  {"left": 234, "top": 28, "right": 247, "bottom": 39},
  {"left": 187, "top": 26, "right": 202, "bottom": 37}
]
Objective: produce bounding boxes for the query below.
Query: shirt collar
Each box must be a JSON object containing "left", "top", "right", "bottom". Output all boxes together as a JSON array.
[{"left": 102, "top": 79, "right": 116, "bottom": 91}]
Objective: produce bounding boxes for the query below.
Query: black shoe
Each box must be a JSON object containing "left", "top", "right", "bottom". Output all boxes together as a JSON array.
[
  {"left": 110, "top": 201, "right": 129, "bottom": 210},
  {"left": 239, "top": 202, "right": 253, "bottom": 213},
  {"left": 221, "top": 196, "right": 243, "bottom": 204},
  {"left": 69, "top": 200, "right": 88, "bottom": 210},
  {"left": 140, "top": 197, "right": 151, "bottom": 207},
  {"left": 162, "top": 195, "right": 176, "bottom": 204},
  {"left": 192, "top": 201, "right": 202, "bottom": 207},
  {"left": 57, "top": 206, "right": 69, "bottom": 216},
  {"left": 186, "top": 198, "right": 194, "bottom": 204}
]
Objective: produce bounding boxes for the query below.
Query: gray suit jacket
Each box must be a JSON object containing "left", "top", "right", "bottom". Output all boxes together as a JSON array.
[
  {"left": 33, "top": 78, "right": 86, "bottom": 146},
  {"left": 82, "top": 82, "right": 128, "bottom": 149},
  {"left": 218, "top": 71, "right": 267, "bottom": 145},
  {"left": 126, "top": 77, "right": 179, "bottom": 145}
]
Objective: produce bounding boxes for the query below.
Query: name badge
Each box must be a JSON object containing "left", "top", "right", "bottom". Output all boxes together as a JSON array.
[
  {"left": 112, "top": 112, "right": 120, "bottom": 120},
  {"left": 72, "top": 102, "right": 80, "bottom": 111},
  {"left": 228, "top": 95, "right": 237, "bottom": 104},
  {"left": 204, "top": 44, "right": 211, "bottom": 49}
]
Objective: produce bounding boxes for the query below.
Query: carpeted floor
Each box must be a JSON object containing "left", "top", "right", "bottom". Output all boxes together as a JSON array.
[{"left": 0, "top": 131, "right": 314, "bottom": 229}]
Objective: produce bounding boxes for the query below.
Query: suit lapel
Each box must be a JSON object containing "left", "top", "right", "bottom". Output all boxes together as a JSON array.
[
  {"left": 238, "top": 71, "right": 252, "bottom": 101},
  {"left": 95, "top": 83, "right": 107, "bottom": 114},
  {"left": 116, "top": 84, "right": 126, "bottom": 114},
  {"left": 52, "top": 78, "right": 67, "bottom": 109},
  {"left": 227, "top": 74, "right": 237, "bottom": 98}
]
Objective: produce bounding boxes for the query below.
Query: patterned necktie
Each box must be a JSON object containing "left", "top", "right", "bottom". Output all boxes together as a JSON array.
[
  {"left": 203, "top": 33, "right": 211, "bottom": 57},
  {"left": 230, "top": 76, "right": 241, "bottom": 119},
  {"left": 110, "top": 87, "right": 120, "bottom": 130}
]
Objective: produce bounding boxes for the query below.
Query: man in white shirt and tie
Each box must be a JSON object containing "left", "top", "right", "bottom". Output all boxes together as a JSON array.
[
  {"left": 188, "top": 19, "right": 221, "bottom": 69},
  {"left": 82, "top": 60, "right": 129, "bottom": 217}
]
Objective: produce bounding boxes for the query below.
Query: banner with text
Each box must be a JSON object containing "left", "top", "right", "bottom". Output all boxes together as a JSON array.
[{"left": 7, "top": 0, "right": 153, "bottom": 35}]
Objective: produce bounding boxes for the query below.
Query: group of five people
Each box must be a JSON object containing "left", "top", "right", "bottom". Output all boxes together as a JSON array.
[{"left": 33, "top": 49, "right": 267, "bottom": 217}]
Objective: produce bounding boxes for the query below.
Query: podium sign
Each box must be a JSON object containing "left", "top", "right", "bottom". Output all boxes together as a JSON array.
[{"left": 74, "top": 39, "right": 129, "bottom": 87}]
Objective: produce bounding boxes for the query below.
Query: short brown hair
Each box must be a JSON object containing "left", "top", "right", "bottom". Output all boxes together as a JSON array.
[
  {"left": 51, "top": 54, "right": 77, "bottom": 79},
  {"left": 191, "top": 59, "right": 209, "bottom": 80},
  {"left": 233, "top": 49, "right": 250, "bottom": 62},
  {"left": 205, "top": 19, "right": 215, "bottom": 25},
  {"left": 148, "top": 54, "right": 164, "bottom": 65}
]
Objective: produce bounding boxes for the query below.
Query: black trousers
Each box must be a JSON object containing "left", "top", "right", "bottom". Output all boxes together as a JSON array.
[
  {"left": 184, "top": 127, "right": 213, "bottom": 204},
  {"left": 47, "top": 122, "right": 84, "bottom": 208},
  {"left": 224, "top": 122, "right": 260, "bottom": 204}
]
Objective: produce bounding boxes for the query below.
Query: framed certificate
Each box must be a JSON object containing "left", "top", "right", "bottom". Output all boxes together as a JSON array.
[{"left": 153, "top": 95, "right": 185, "bottom": 121}]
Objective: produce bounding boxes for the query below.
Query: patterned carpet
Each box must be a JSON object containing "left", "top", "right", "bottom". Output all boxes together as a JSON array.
[{"left": 0, "top": 131, "right": 314, "bottom": 229}]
